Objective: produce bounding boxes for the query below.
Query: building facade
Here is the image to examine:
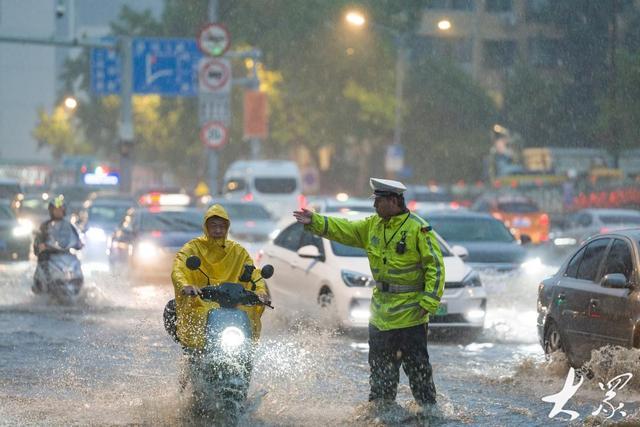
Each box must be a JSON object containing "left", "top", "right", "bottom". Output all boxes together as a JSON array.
[{"left": 417, "top": 0, "right": 561, "bottom": 105}]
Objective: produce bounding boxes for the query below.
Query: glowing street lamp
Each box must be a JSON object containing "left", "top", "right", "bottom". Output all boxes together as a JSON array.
[
  {"left": 437, "top": 20, "right": 452, "bottom": 31},
  {"left": 63, "top": 96, "right": 78, "bottom": 110},
  {"left": 345, "top": 11, "right": 366, "bottom": 27}
]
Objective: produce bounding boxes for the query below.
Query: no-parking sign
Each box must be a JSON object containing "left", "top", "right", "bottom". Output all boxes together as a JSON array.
[
  {"left": 197, "top": 23, "right": 230, "bottom": 57},
  {"left": 200, "top": 121, "right": 228, "bottom": 149},
  {"left": 198, "top": 58, "right": 231, "bottom": 93}
]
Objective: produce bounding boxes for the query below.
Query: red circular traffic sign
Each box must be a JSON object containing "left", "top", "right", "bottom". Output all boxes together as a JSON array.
[
  {"left": 198, "top": 58, "right": 231, "bottom": 92},
  {"left": 197, "top": 23, "right": 230, "bottom": 57},
  {"left": 200, "top": 121, "right": 228, "bottom": 149}
]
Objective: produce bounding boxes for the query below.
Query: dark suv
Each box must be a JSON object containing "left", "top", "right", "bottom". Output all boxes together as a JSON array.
[{"left": 537, "top": 228, "right": 640, "bottom": 367}]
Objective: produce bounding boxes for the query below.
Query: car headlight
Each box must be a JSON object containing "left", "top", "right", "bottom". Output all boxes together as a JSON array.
[
  {"left": 341, "top": 269, "right": 373, "bottom": 287},
  {"left": 220, "top": 326, "right": 245, "bottom": 353},
  {"left": 13, "top": 224, "right": 33, "bottom": 237},
  {"left": 135, "top": 240, "right": 159, "bottom": 262},
  {"left": 553, "top": 237, "right": 577, "bottom": 246},
  {"left": 462, "top": 271, "right": 482, "bottom": 287},
  {"left": 349, "top": 300, "right": 371, "bottom": 321},
  {"left": 521, "top": 257, "right": 544, "bottom": 275},
  {"left": 86, "top": 227, "right": 107, "bottom": 242}
]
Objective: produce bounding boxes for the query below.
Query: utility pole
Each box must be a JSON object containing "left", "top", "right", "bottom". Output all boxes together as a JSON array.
[
  {"left": 206, "top": 0, "right": 220, "bottom": 195},
  {"left": 118, "top": 37, "right": 134, "bottom": 193}
]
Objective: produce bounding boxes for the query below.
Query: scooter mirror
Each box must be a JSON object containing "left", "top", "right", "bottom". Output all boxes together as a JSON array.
[
  {"left": 186, "top": 256, "right": 201, "bottom": 270},
  {"left": 239, "top": 264, "right": 255, "bottom": 282},
  {"left": 261, "top": 264, "right": 274, "bottom": 279}
]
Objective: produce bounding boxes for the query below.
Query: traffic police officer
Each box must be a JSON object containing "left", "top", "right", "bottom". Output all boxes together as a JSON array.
[{"left": 293, "top": 178, "right": 445, "bottom": 407}]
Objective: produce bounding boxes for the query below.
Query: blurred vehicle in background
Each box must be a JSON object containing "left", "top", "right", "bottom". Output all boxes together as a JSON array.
[
  {"left": 549, "top": 208, "right": 640, "bottom": 253},
  {"left": 206, "top": 199, "right": 278, "bottom": 260},
  {"left": 471, "top": 193, "right": 549, "bottom": 244},
  {"left": 0, "top": 200, "right": 32, "bottom": 260},
  {"left": 309, "top": 194, "right": 375, "bottom": 214},
  {"left": 537, "top": 229, "right": 640, "bottom": 367},
  {"left": 108, "top": 205, "right": 204, "bottom": 281},
  {"left": 260, "top": 213, "right": 486, "bottom": 336},
  {"left": 17, "top": 193, "right": 49, "bottom": 228},
  {"left": 0, "top": 178, "right": 25, "bottom": 212},
  {"left": 421, "top": 210, "right": 528, "bottom": 274},
  {"left": 404, "top": 184, "right": 457, "bottom": 212},
  {"left": 80, "top": 194, "right": 135, "bottom": 262},
  {"left": 49, "top": 184, "right": 98, "bottom": 217},
  {"left": 222, "top": 160, "right": 303, "bottom": 219}
]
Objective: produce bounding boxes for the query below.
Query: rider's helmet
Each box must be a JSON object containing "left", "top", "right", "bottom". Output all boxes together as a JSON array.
[{"left": 48, "top": 194, "right": 66, "bottom": 216}]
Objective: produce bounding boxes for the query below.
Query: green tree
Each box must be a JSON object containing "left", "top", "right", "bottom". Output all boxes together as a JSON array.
[{"left": 403, "top": 57, "right": 498, "bottom": 182}]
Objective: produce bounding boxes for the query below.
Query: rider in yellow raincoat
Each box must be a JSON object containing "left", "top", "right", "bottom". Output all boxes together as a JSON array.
[{"left": 171, "top": 204, "right": 269, "bottom": 349}]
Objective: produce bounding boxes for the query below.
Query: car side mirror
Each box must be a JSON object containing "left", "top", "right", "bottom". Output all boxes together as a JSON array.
[
  {"left": 297, "top": 244, "right": 322, "bottom": 259},
  {"left": 601, "top": 273, "right": 629, "bottom": 289},
  {"left": 450, "top": 245, "right": 469, "bottom": 260},
  {"left": 520, "top": 234, "right": 532, "bottom": 245}
]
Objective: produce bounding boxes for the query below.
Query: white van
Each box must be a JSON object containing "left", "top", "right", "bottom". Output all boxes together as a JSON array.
[{"left": 222, "top": 160, "right": 303, "bottom": 219}]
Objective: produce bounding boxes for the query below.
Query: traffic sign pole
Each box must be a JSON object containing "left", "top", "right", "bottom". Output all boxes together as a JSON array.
[{"left": 205, "top": 0, "right": 220, "bottom": 195}]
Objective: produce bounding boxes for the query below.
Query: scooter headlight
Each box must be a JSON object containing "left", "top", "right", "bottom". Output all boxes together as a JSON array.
[{"left": 220, "top": 326, "right": 245, "bottom": 353}]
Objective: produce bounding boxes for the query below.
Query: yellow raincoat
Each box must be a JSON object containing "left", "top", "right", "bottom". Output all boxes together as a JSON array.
[{"left": 171, "top": 204, "right": 268, "bottom": 349}]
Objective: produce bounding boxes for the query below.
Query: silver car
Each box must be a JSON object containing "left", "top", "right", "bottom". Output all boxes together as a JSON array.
[{"left": 551, "top": 209, "right": 640, "bottom": 252}]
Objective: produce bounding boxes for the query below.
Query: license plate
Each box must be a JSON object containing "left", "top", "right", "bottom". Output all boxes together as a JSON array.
[
  {"left": 512, "top": 217, "right": 531, "bottom": 227},
  {"left": 435, "top": 303, "right": 447, "bottom": 316}
]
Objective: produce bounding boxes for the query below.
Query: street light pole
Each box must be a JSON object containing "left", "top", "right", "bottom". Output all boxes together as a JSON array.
[{"left": 392, "top": 33, "right": 405, "bottom": 148}]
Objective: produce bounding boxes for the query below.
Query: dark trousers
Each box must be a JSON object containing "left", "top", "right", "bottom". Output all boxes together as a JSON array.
[{"left": 368, "top": 323, "right": 436, "bottom": 405}]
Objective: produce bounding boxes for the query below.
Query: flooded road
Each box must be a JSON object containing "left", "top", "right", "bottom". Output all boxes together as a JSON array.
[{"left": 2, "top": 260, "right": 640, "bottom": 426}]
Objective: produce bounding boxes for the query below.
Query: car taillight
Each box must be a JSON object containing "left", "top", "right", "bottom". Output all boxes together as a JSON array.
[
  {"left": 242, "top": 193, "right": 254, "bottom": 202},
  {"left": 539, "top": 213, "right": 549, "bottom": 226},
  {"left": 407, "top": 200, "right": 417, "bottom": 211}
]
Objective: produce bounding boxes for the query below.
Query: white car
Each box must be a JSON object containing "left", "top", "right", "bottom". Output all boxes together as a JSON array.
[{"left": 258, "top": 213, "right": 487, "bottom": 335}]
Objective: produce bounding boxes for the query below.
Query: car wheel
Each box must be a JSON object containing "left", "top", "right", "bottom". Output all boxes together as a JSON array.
[
  {"left": 544, "top": 320, "right": 563, "bottom": 356},
  {"left": 318, "top": 288, "right": 333, "bottom": 308}
]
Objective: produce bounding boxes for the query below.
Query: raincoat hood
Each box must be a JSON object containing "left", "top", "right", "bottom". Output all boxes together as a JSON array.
[{"left": 203, "top": 204, "right": 231, "bottom": 243}]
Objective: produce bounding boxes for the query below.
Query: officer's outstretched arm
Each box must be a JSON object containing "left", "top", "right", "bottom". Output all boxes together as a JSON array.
[
  {"left": 417, "top": 230, "right": 446, "bottom": 315},
  {"left": 305, "top": 213, "right": 369, "bottom": 248}
]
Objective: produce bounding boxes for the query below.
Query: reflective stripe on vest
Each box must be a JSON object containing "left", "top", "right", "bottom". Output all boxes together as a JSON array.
[{"left": 375, "top": 281, "right": 423, "bottom": 293}]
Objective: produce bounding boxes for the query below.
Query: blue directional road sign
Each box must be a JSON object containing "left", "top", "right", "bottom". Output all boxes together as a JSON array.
[
  {"left": 90, "top": 44, "right": 121, "bottom": 95},
  {"left": 91, "top": 37, "right": 205, "bottom": 96},
  {"left": 132, "top": 38, "right": 203, "bottom": 96}
]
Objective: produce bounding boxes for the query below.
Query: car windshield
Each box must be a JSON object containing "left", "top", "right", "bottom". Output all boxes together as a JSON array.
[
  {"left": 0, "top": 205, "right": 15, "bottom": 220},
  {"left": 254, "top": 177, "right": 297, "bottom": 194},
  {"left": 216, "top": 203, "right": 271, "bottom": 220},
  {"left": 496, "top": 202, "right": 538, "bottom": 213},
  {"left": 140, "top": 210, "right": 203, "bottom": 232},
  {"left": 89, "top": 204, "right": 131, "bottom": 224},
  {"left": 412, "top": 192, "right": 452, "bottom": 203},
  {"left": 427, "top": 216, "right": 515, "bottom": 243},
  {"left": 599, "top": 215, "right": 640, "bottom": 225},
  {"left": 0, "top": 184, "right": 21, "bottom": 199}
]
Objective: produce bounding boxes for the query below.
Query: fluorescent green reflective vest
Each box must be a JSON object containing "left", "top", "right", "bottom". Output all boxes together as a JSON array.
[{"left": 307, "top": 211, "right": 445, "bottom": 331}]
